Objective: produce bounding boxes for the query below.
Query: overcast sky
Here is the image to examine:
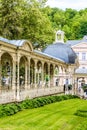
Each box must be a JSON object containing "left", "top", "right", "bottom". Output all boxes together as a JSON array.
[{"left": 46, "top": 0, "right": 87, "bottom": 10}]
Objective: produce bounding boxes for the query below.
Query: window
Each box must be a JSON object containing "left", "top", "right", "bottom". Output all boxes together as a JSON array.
[
  {"left": 82, "top": 53, "right": 86, "bottom": 60},
  {"left": 76, "top": 52, "right": 79, "bottom": 59}
]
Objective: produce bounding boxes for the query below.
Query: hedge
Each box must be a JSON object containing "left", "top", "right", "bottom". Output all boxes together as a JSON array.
[
  {"left": 0, "top": 94, "right": 79, "bottom": 118},
  {"left": 75, "top": 109, "right": 87, "bottom": 117}
]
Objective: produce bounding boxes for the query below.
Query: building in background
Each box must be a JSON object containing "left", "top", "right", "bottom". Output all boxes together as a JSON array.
[{"left": 66, "top": 36, "right": 87, "bottom": 97}]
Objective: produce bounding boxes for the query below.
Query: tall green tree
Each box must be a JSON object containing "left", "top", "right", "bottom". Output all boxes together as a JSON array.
[
  {"left": 0, "top": 0, "right": 23, "bottom": 39},
  {"left": 71, "top": 11, "right": 87, "bottom": 39},
  {"left": 21, "top": 1, "right": 54, "bottom": 48}
]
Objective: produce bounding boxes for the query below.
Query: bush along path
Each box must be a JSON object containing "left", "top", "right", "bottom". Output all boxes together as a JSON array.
[
  {"left": 75, "top": 109, "right": 87, "bottom": 117},
  {"left": 0, "top": 94, "right": 79, "bottom": 118}
]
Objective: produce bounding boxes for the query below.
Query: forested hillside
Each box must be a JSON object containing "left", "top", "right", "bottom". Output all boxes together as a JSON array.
[{"left": 0, "top": 0, "right": 87, "bottom": 48}]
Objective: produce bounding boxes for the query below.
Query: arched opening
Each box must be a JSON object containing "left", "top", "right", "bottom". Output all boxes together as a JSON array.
[
  {"left": 37, "top": 61, "right": 42, "bottom": 88},
  {"left": 19, "top": 56, "right": 28, "bottom": 90},
  {"left": 1, "top": 52, "right": 12, "bottom": 91},
  {"left": 30, "top": 59, "right": 35, "bottom": 88},
  {"left": 50, "top": 64, "right": 54, "bottom": 87},
  {"left": 77, "top": 77, "right": 85, "bottom": 95},
  {"left": 44, "top": 62, "right": 48, "bottom": 87},
  {"left": 54, "top": 66, "right": 59, "bottom": 87},
  {"left": 63, "top": 68, "right": 66, "bottom": 92}
]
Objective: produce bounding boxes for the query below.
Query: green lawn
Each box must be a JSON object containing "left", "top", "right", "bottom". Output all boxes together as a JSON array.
[{"left": 0, "top": 99, "right": 87, "bottom": 130}]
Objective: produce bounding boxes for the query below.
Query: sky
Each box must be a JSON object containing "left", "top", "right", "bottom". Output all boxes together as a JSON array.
[{"left": 46, "top": 0, "right": 87, "bottom": 10}]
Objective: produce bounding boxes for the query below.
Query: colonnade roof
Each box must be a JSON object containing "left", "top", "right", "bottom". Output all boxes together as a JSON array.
[
  {"left": 43, "top": 42, "right": 77, "bottom": 64},
  {"left": 0, "top": 37, "right": 65, "bottom": 63},
  {"left": 66, "top": 36, "right": 87, "bottom": 47},
  {"left": 34, "top": 50, "right": 65, "bottom": 63},
  {"left": 0, "top": 37, "right": 77, "bottom": 65},
  {"left": 0, "top": 37, "right": 26, "bottom": 46}
]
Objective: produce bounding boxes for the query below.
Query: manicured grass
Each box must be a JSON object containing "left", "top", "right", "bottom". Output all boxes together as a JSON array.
[{"left": 0, "top": 99, "right": 87, "bottom": 130}]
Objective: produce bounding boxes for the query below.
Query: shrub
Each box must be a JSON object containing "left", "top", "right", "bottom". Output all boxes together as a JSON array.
[
  {"left": 1, "top": 104, "right": 14, "bottom": 116},
  {"left": 36, "top": 98, "right": 45, "bottom": 106},
  {"left": 0, "top": 94, "right": 79, "bottom": 118},
  {"left": 75, "top": 109, "right": 87, "bottom": 117},
  {"left": 82, "top": 84, "right": 87, "bottom": 91}
]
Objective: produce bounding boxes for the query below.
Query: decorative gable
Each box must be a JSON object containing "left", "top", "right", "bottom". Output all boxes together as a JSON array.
[
  {"left": 20, "top": 41, "right": 33, "bottom": 52},
  {"left": 72, "top": 42, "right": 87, "bottom": 51}
]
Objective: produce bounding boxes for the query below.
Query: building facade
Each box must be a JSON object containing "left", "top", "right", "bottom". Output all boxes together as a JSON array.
[
  {"left": 66, "top": 36, "right": 87, "bottom": 97},
  {"left": 0, "top": 31, "right": 78, "bottom": 104}
]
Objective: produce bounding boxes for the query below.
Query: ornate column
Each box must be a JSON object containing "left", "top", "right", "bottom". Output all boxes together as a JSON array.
[
  {"left": 16, "top": 54, "right": 20, "bottom": 100},
  {"left": 65, "top": 68, "right": 69, "bottom": 94},
  {"left": 41, "top": 61, "right": 44, "bottom": 88},
  {"left": 59, "top": 66, "right": 61, "bottom": 87},
  {"left": 58, "top": 66, "right": 63, "bottom": 92},
  {"left": 52, "top": 64, "right": 55, "bottom": 87},
  {"left": 25, "top": 63, "right": 28, "bottom": 90},
  {"left": 60, "top": 66, "right": 63, "bottom": 86},
  {"left": 0, "top": 55, "right": 1, "bottom": 89},
  {"left": 12, "top": 57, "right": 16, "bottom": 99},
  {"left": 48, "top": 63, "right": 50, "bottom": 87},
  {"left": 0, "top": 46, "right": 1, "bottom": 89},
  {"left": 72, "top": 74, "right": 75, "bottom": 95},
  {"left": 34, "top": 60, "right": 37, "bottom": 88},
  {"left": 75, "top": 77, "right": 78, "bottom": 95},
  {"left": 28, "top": 58, "right": 30, "bottom": 89}
]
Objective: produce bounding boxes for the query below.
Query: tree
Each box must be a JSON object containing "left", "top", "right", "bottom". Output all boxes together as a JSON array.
[
  {"left": 0, "top": 0, "right": 23, "bottom": 39},
  {"left": 53, "top": 9, "right": 65, "bottom": 28},
  {"left": 21, "top": 1, "right": 54, "bottom": 48},
  {"left": 62, "top": 25, "right": 71, "bottom": 41},
  {"left": 71, "top": 11, "right": 87, "bottom": 39}
]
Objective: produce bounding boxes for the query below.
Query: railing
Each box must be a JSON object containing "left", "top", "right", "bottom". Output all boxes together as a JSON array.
[
  {"left": 19, "top": 86, "right": 64, "bottom": 101},
  {"left": 0, "top": 86, "right": 64, "bottom": 104},
  {"left": 0, "top": 90, "right": 15, "bottom": 104}
]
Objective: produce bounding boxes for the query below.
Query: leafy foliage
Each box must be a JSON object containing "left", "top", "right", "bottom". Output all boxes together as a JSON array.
[
  {"left": 0, "top": 94, "right": 79, "bottom": 118},
  {"left": 82, "top": 84, "right": 87, "bottom": 90},
  {"left": 0, "top": 0, "right": 87, "bottom": 48},
  {"left": 0, "top": 0, "right": 23, "bottom": 39}
]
